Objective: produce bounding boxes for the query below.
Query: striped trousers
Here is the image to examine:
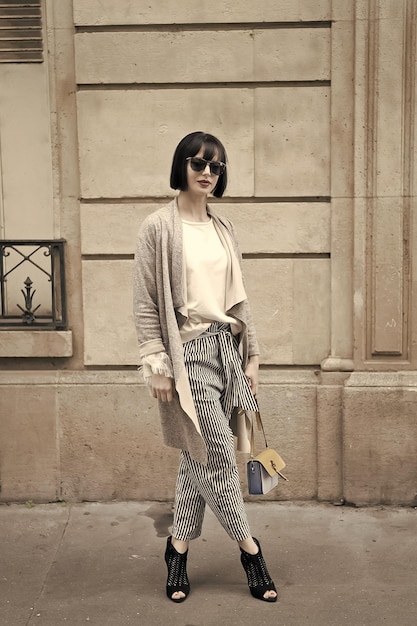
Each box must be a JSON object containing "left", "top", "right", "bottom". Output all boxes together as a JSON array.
[{"left": 172, "top": 322, "right": 258, "bottom": 542}]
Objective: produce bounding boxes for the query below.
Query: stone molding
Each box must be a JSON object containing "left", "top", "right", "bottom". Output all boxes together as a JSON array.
[{"left": 0, "top": 331, "right": 73, "bottom": 358}]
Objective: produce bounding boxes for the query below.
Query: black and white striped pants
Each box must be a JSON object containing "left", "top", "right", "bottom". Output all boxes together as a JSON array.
[{"left": 172, "top": 322, "right": 258, "bottom": 542}]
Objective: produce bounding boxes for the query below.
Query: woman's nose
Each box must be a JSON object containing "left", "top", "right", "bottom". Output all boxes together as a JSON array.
[{"left": 202, "top": 163, "right": 211, "bottom": 175}]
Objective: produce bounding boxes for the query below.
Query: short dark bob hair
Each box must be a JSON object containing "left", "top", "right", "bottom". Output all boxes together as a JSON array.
[{"left": 170, "top": 131, "right": 228, "bottom": 198}]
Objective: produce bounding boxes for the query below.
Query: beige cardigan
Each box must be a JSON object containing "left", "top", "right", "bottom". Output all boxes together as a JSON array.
[{"left": 133, "top": 199, "right": 259, "bottom": 464}]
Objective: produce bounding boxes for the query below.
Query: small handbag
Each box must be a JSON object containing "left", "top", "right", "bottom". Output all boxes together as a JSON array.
[{"left": 247, "top": 410, "right": 288, "bottom": 495}]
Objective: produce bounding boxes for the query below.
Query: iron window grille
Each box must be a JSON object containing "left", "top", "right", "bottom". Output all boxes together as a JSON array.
[{"left": 0, "top": 239, "right": 67, "bottom": 329}]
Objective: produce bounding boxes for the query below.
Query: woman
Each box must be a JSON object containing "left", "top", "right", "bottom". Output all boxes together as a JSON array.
[{"left": 133, "top": 131, "right": 277, "bottom": 603}]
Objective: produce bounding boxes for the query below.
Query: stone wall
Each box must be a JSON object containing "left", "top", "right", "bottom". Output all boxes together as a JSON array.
[{"left": 0, "top": 0, "right": 416, "bottom": 505}]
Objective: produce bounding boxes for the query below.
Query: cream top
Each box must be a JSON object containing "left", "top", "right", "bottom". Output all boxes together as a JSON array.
[{"left": 179, "top": 217, "right": 243, "bottom": 342}]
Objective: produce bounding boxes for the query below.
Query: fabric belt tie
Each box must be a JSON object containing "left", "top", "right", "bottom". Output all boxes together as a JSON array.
[{"left": 201, "top": 321, "right": 257, "bottom": 420}]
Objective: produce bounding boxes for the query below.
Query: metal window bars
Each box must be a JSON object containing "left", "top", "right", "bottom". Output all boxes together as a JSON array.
[{"left": 0, "top": 240, "right": 67, "bottom": 329}]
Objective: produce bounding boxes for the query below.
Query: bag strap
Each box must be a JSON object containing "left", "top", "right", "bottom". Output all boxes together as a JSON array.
[{"left": 250, "top": 410, "right": 269, "bottom": 459}]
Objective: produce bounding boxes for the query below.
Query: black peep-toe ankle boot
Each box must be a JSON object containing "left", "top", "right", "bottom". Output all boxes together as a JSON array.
[
  {"left": 165, "top": 536, "right": 190, "bottom": 603},
  {"left": 240, "top": 537, "right": 277, "bottom": 603}
]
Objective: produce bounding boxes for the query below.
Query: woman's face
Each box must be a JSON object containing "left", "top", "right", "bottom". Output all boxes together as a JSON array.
[{"left": 186, "top": 146, "right": 220, "bottom": 197}]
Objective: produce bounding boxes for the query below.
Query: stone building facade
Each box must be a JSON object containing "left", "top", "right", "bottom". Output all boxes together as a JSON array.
[{"left": 0, "top": 0, "right": 416, "bottom": 505}]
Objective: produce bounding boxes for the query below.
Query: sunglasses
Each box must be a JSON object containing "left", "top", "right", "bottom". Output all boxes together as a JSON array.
[{"left": 186, "top": 156, "right": 226, "bottom": 176}]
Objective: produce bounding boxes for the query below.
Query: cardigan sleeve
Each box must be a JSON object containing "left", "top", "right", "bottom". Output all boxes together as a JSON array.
[{"left": 133, "top": 218, "right": 166, "bottom": 358}]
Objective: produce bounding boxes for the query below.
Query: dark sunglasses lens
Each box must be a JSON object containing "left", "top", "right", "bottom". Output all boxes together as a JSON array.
[
  {"left": 210, "top": 162, "right": 223, "bottom": 176},
  {"left": 190, "top": 158, "right": 205, "bottom": 172}
]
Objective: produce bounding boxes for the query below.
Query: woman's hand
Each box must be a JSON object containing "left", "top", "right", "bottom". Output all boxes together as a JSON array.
[
  {"left": 151, "top": 373, "right": 173, "bottom": 402},
  {"left": 244, "top": 355, "right": 259, "bottom": 396}
]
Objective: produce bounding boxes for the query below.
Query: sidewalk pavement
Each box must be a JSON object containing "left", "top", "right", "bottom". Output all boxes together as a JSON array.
[{"left": 0, "top": 500, "right": 416, "bottom": 626}]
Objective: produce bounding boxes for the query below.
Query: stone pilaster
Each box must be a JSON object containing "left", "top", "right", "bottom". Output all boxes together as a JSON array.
[{"left": 354, "top": 0, "right": 416, "bottom": 368}]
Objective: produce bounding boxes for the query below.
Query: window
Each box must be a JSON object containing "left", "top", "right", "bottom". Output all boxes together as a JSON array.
[{"left": 0, "top": 240, "right": 67, "bottom": 330}]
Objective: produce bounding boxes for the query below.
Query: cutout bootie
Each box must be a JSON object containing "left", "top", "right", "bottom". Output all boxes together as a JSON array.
[
  {"left": 240, "top": 537, "right": 277, "bottom": 602},
  {"left": 164, "top": 536, "right": 190, "bottom": 603}
]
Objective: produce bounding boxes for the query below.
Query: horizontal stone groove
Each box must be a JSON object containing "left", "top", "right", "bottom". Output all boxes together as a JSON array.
[
  {"left": 244, "top": 253, "right": 331, "bottom": 259},
  {"left": 261, "top": 364, "right": 321, "bottom": 371},
  {"left": 77, "top": 80, "right": 331, "bottom": 90},
  {"left": 84, "top": 365, "right": 141, "bottom": 371},
  {"left": 80, "top": 196, "right": 332, "bottom": 204},
  {"left": 76, "top": 21, "right": 332, "bottom": 34},
  {"left": 83, "top": 254, "right": 133, "bottom": 261},
  {"left": 81, "top": 364, "right": 322, "bottom": 372},
  {"left": 81, "top": 252, "right": 331, "bottom": 261}
]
